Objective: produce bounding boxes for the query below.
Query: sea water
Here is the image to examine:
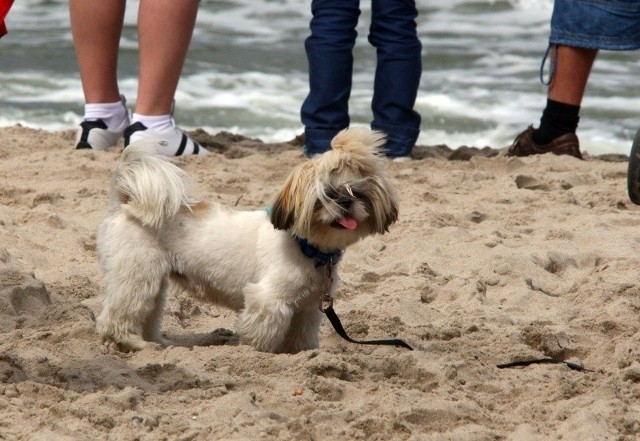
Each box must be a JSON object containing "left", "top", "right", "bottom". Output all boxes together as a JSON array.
[{"left": 2, "top": 0, "right": 640, "bottom": 155}]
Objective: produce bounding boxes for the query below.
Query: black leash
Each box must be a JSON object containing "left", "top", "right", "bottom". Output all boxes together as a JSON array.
[
  {"left": 321, "top": 300, "right": 413, "bottom": 350},
  {"left": 295, "top": 237, "right": 413, "bottom": 351},
  {"left": 318, "top": 257, "right": 413, "bottom": 351},
  {"left": 497, "top": 357, "right": 593, "bottom": 372}
]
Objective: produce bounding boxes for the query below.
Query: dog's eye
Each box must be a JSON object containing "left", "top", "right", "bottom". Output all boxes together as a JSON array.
[{"left": 325, "top": 189, "right": 338, "bottom": 200}]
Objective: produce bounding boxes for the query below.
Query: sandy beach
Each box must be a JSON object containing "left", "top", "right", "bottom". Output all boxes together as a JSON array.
[{"left": 1, "top": 124, "right": 639, "bottom": 440}]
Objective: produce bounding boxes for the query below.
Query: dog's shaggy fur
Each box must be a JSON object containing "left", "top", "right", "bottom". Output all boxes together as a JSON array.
[{"left": 96, "top": 127, "right": 398, "bottom": 353}]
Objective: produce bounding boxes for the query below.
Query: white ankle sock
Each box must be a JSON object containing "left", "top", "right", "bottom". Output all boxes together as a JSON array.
[
  {"left": 131, "top": 113, "right": 173, "bottom": 132},
  {"left": 84, "top": 98, "right": 128, "bottom": 130}
]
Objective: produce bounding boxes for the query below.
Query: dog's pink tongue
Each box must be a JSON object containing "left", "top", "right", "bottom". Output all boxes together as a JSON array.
[{"left": 338, "top": 217, "right": 358, "bottom": 230}]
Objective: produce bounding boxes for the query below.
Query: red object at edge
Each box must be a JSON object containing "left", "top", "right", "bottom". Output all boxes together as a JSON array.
[{"left": 0, "top": 0, "right": 15, "bottom": 38}]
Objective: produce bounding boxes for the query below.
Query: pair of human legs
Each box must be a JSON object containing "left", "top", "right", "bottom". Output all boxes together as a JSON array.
[
  {"left": 301, "top": 0, "right": 422, "bottom": 158},
  {"left": 70, "top": 0, "right": 204, "bottom": 155}
]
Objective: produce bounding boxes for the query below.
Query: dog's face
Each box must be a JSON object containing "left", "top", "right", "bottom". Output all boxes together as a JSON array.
[{"left": 270, "top": 129, "right": 398, "bottom": 251}]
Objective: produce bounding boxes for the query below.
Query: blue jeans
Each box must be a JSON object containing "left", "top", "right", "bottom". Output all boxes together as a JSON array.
[
  {"left": 301, "top": 0, "right": 422, "bottom": 157},
  {"left": 550, "top": 0, "right": 640, "bottom": 50}
]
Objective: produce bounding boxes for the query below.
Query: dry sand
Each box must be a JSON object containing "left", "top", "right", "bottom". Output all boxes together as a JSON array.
[{"left": 1, "top": 124, "right": 640, "bottom": 440}]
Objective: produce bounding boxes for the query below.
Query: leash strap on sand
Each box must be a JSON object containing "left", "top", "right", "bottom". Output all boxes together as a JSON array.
[
  {"left": 319, "top": 259, "right": 413, "bottom": 350},
  {"left": 321, "top": 297, "right": 413, "bottom": 350},
  {"left": 497, "top": 357, "right": 592, "bottom": 372}
]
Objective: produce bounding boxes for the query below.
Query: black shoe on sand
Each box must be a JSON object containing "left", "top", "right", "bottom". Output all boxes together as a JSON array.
[{"left": 627, "top": 128, "right": 640, "bottom": 204}]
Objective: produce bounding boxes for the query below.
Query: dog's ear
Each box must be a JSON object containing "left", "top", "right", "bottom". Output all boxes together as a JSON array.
[
  {"left": 370, "top": 195, "right": 399, "bottom": 234},
  {"left": 270, "top": 163, "right": 316, "bottom": 232},
  {"left": 368, "top": 176, "right": 399, "bottom": 234},
  {"left": 270, "top": 179, "right": 296, "bottom": 231},
  {"left": 381, "top": 199, "right": 399, "bottom": 233}
]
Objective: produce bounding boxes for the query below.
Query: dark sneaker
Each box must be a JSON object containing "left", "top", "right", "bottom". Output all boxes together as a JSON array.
[
  {"left": 508, "top": 125, "right": 583, "bottom": 160},
  {"left": 627, "top": 128, "right": 640, "bottom": 204}
]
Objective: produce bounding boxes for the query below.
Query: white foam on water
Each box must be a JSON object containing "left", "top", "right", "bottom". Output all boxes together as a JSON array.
[{"left": 1, "top": 0, "right": 638, "bottom": 155}]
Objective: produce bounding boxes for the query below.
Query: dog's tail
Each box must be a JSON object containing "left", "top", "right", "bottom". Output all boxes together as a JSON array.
[{"left": 111, "top": 140, "right": 198, "bottom": 229}]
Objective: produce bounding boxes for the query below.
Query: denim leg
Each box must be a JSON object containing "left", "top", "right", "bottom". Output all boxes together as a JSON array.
[
  {"left": 301, "top": 0, "right": 360, "bottom": 155},
  {"left": 369, "top": 0, "right": 422, "bottom": 157}
]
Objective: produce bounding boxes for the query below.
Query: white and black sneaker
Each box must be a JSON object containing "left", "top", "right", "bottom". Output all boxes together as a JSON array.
[
  {"left": 75, "top": 94, "right": 130, "bottom": 150},
  {"left": 75, "top": 115, "right": 130, "bottom": 150},
  {"left": 123, "top": 121, "right": 206, "bottom": 156}
]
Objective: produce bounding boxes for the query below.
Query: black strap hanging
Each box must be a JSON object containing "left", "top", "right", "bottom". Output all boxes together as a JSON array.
[
  {"left": 317, "top": 256, "right": 413, "bottom": 351},
  {"left": 321, "top": 296, "right": 413, "bottom": 350}
]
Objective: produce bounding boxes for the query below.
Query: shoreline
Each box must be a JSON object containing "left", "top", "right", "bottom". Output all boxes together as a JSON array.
[{"left": 2, "top": 123, "right": 631, "bottom": 162}]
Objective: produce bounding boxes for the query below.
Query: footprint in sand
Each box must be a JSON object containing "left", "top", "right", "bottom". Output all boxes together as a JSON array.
[{"left": 0, "top": 267, "right": 51, "bottom": 332}]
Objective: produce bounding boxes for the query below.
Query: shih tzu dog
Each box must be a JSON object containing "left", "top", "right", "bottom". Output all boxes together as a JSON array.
[{"left": 95, "top": 127, "right": 398, "bottom": 353}]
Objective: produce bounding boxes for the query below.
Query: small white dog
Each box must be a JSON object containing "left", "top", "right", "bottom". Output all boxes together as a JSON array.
[{"left": 96, "top": 127, "right": 399, "bottom": 353}]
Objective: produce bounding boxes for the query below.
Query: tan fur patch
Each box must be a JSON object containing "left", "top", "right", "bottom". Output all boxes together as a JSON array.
[{"left": 180, "top": 201, "right": 212, "bottom": 218}]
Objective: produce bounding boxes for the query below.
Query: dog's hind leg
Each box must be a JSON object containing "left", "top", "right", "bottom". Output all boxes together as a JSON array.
[
  {"left": 141, "top": 277, "right": 171, "bottom": 346},
  {"left": 96, "top": 272, "right": 170, "bottom": 350},
  {"left": 97, "top": 270, "right": 170, "bottom": 350},
  {"left": 96, "top": 222, "right": 171, "bottom": 350}
]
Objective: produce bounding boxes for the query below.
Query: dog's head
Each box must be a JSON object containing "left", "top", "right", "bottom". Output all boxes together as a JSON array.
[{"left": 270, "top": 128, "right": 398, "bottom": 251}]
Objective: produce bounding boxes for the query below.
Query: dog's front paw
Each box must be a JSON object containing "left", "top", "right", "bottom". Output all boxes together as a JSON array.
[{"left": 237, "top": 298, "right": 294, "bottom": 353}]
